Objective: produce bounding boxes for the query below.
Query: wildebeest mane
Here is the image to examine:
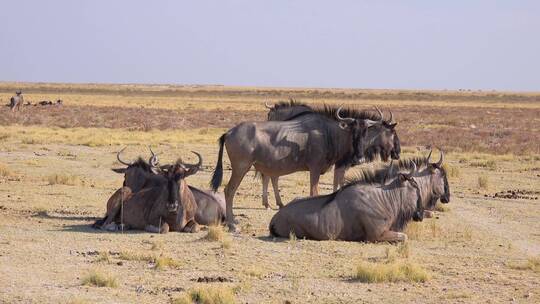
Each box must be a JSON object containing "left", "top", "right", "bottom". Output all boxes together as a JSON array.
[
  {"left": 343, "top": 156, "right": 431, "bottom": 186},
  {"left": 283, "top": 104, "right": 387, "bottom": 123},
  {"left": 131, "top": 157, "right": 153, "bottom": 172},
  {"left": 273, "top": 99, "right": 311, "bottom": 110}
]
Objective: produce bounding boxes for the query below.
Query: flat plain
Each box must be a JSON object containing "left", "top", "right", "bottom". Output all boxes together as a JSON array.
[{"left": 0, "top": 83, "right": 539, "bottom": 303}]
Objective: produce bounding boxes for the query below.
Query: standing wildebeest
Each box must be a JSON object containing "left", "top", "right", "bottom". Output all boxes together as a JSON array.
[
  {"left": 94, "top": 148, "right": 224, "bottom": 229},
  {"left": 210, "top": 104, "right": 398, "bottom": 231},
  {"left": 9, "top": 91, "right": 23, "bottom": 112},
  {"left": 269, "top": 162, "right": 423, "bottom": 242},
  {"left": 260, "top": 100, "right": 401, "bottom": 209}
]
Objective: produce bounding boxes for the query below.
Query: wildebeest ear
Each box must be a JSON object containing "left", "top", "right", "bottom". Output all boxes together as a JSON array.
[
  {"left": 387, "top": 122, "right": 397, "bottom": 129},
  {"left": 184, "top": 166, "right": 200, "bottom": 178},
  {"left": 111, "top": 168, "right": 126, "bottom": 174}
]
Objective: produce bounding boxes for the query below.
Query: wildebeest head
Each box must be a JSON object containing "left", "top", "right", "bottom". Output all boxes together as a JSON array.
[
  {"left": 363, "top": 108, "right": 400, "bottom": 162},
  {"left": 16, "top": 91, "right": 22, "bottom": 96},
  {"left": 335, "top": 106, "right": 382, "bottom": 165},
  {"left": 162, "top": 151, "right": 202, "bottom": 214},
  {"left": 265, "top": 99, "right": 313, "bottom": 121},
  {"left": 112, "top": 147, "right": 161, "bottom": 191},
  {"left": 426, "top": 149, "right": 450, "bottom": 204}
]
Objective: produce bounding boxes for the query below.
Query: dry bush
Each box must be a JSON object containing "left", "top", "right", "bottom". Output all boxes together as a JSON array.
[
  {"left": 118, "top": 251, "right": 154, "bottom": 262},
  {"left": 0, "top": 163, "right": 15, "bottom": 177},
  {"left": 507, "top": 256, "right": 540, "bottom": 273},
  {"left": 46, "top": 173, "right": 81, "bottom": 186},
  {"left": 172, "top": 286, "right": 237, "bottom": 304},
  {"left": 470, "top": 160, "right": 497, "bottom": 170},
  {"left": 477, "top": 175, "right": 489, "bottom": 189},
  {"left": 354, "top": 261, "right": 430, "bottom": 283},
  {"left": 81, "top": 269, "right": 118, "bottom": 288}
]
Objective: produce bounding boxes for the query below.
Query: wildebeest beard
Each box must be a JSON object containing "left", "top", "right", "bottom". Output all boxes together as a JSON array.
[{"left": 363, "top": 145, "right": 391, "bottom": 163}]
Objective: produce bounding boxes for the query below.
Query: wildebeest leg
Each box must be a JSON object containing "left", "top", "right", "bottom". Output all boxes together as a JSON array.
[
  {"left": 224, "top": 165, "right": 251, "bottom": 232},
  {"left": 102, "top": 187, "right": 132, "bottom": 227},
  {"left": 182, "top": 220, "right": 199, "bottom": 233},
  {"left": 333, "top": 166, "right": 346, "bottom": 192},
  {"left": 145, "top": 222, "right": 169, "bottom": 234},
  {"left": 309, "top": 170, "right": 321, "bottom": 196},
  {"left": 271, "top": 177, "right": 284, "bottom": 208},
  {"left": 423, "top": 210, "right": 434, "bottom": 218},
  {"left": 377, "top": 230, "right": 408, "bottom": 242},
  {"left": 261, "top": 174, "right": 270, "bottom": 209}
]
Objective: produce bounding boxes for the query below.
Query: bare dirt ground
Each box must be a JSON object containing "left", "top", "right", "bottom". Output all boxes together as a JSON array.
[{"left": 0, "top": 83, "right": 539, "bottom": 303}]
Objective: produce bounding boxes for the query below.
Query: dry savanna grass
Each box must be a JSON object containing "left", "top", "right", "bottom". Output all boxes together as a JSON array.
[
  {"left": 46, "top": 173, "right": 81, "bottom": 186},
  {"left": 1, "top": 83, "right": 540, "bottom": 303},
  {"left": 0, "top": 162, "right": 15, "bottom": 177},
  {"left": 478, "top": 175, "right": 489, "bottom": 189},
  {"left": 507, "top": 257, "right": 540, "bottom": 273},
  {"left": 81, "top": 269, "right": 118, "bottom": 288},
  {"left": 172, "top": 286, "right": 237, "bottom": 304},
  {"left": 354, "top": 261, "right": 430, "bottom": 283}
]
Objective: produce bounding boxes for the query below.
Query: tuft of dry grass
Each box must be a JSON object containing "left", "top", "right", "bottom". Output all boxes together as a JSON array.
[
  {"left": 95, "top": 251, "right": 111, "bottom": 263},
  {"left": 507, "top": 256, "right": 540, "bottom": 273},
  {"left": 205, "top": 225, "right": 225, "bottom": 241},
  {"left": 81, "top": 269, "right": 118, "bottom": 288},
  {"left": 154, "top": 256, "right": 182, "bottom": 270},
  {"left": 434, "top": 203, "right": 450, "bottom": 212},
  {"left": 118, "top": 251, "right": 155, "bottom": 262},
  {"left": 470, "top": 160, "right": 497, "bottom": 170},
  {"left": 46, "top": 173, "right": 81, "bottom": 186},
  {"left": 0, "top": 162, "right": 15, "bottom": 177},
  {"left": 354, "top": 261, "right": 430, "bottom": 283},
  {"left": 172, "top": 286, "right": 237, "bottom": 304},
  {"left": 442, "top": 163, "right": 460, "bottom": 179},
  {"left": 477, "top": 175, "right": 489, "bottom": 189}
]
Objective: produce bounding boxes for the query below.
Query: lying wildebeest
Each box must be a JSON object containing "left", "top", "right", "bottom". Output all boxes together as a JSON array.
[
  {"left": 210, "top": 104, "right": 400, "bottom": 231},
  {"left": 10, "top": 91, "right": 23, "bottom": 112},
  {"left": 94, "top": 151, "right": 204, "bottom": 233},
  {"left": 38, "top": 100, "right": 53, "bottom": 106},
  {"left": 269, "top": 162, "right": 423, "bottom": 242},
  {"left": 260, "top": 100, "right": 400, "bottom": 209},
  {"left": 94, "top": 148, "right": 224, "bottom": 230}
]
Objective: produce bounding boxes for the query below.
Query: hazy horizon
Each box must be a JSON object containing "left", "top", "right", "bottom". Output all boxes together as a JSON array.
[{"left": 1, "top": 1, "right": 539, "bottom": 91}]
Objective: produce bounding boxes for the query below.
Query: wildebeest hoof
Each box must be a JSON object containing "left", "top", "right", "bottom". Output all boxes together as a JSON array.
[
  {"left": 398, "top": 232, "right": 408, "bottom": 242},
  {"left": 227, "top": 224, "right": 240, "bottom": 233},
  {"left": 423, "top": 210, "right": 434, "bottom": 218},
  {"left": 103, "top": 223, "right": 118, "bottom": 232},
  {"left": 412, "top": 211, "right": 424, "bottom": 222}
]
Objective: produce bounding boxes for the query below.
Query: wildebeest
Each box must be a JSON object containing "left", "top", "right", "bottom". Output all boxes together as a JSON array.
[
  {"left": 269, "top": 162, "right": 423, "bottom": 242},
  {"left": 390, "top": 150, "right": 450, "bottom": 218},
  {"left": 9, "top": 91, "right": 23, "bottom": 112},
  {"left": 210, "top": 104, "right": 400, "bottom": 231},
  {"left": 260, "top": 100, "right": 401, "bottom": 209},
  {"left": 94, "top": 148, "right": 224, "bottom": 230}
]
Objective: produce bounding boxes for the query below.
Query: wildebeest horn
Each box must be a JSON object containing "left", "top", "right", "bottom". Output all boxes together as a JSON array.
[
  {"left": 117, "top": 147, "right": 132, "bottom": 166},
  {"left": 408, "top": 161, "right": 417, "bottom": 177},
  {"left": 264, "top": 101, "right": 274, "bottom": 109},
  {"left": 186, "top": 151, "right": 203, "bottom": 169},
  {"left": 388, "top": 110, "right": 394, "bottom": 123},
  {"left": 426, "top": 149, "right": 433, "bottom": 163},
  {"left": 383, "top": 159, "right": 394, "bottom": 184},
  {"left": 148, "top": 146, "right": 159, "bottom": 167},
  {"left": 374, "top": 106, "right": 384, "bottom": 121},
  {"left": 437, "top": 150, "right": 444, "bottom": 167},
  {"left": 336, "top": 106, "right": 355, "bottom": 123}
]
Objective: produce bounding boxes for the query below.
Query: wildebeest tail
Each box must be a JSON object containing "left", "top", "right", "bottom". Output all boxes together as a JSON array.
[{"left": 210, "top": 133, "right": 227, "bottom": 192}]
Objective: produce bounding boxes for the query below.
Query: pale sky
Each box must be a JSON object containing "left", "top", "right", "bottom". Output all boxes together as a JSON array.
[{"left": 1, "top": 1, "right": 539, "bottom": 91}]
